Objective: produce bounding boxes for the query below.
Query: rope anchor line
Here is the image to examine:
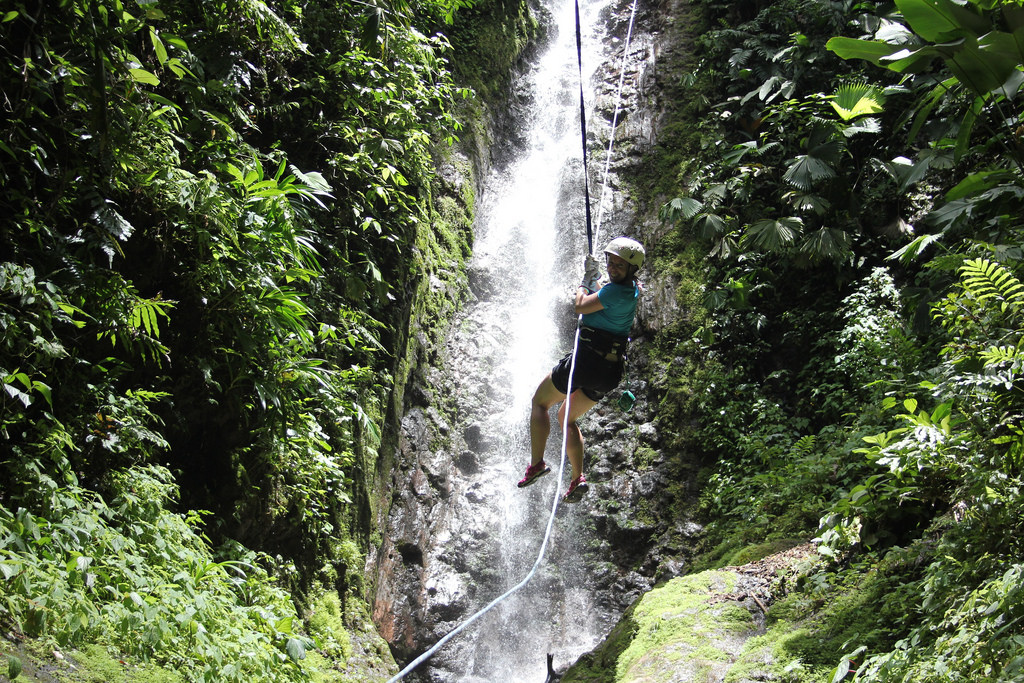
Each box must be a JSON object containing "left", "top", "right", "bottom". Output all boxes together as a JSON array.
[{"left": 386, "top": 0, "right": 639, "bottom": 678}]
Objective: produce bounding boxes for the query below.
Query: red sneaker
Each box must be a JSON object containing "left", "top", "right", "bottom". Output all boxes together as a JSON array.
[
  {"left": 517, "top": 461, "right": 551, "bottom": 488},
  {"left": 562, "top": 475, "right": 589, "bottom": 503}
]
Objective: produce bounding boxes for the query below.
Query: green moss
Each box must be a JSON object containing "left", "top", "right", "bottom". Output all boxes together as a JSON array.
[
  {"left": 629, "top": 495, "right": 657, "bottom": 529},
  {"left": 718, "top": 547, "right": 928, "bottom": 683},
  {"left": 617, "top": 573, "right": 752, "bottom": 678},
  {"left": 306, "top": 591, "right": 354, "bottom": 663},
  {"left": 62, "top": 645, "right": 182, "bottom": 683},
  {"left": 725, "top": 625, "right": 833, "bottom": 683},
  {"left": 565, "top": 571, "right": 756, "bottom": 682},
  {"left": 446, "top": 0, "right": 539, "bottom": 102},
  {"left": 301, "top": 585, "right": 397, "bottom": 682},
  {"left": 563, "top": 553, "right": 917, "bottom": 683},
  {"left": 718, "top": 538, "right": 807, "bottom": 568},
  {"left": 633, "top": 446, "right": 657, "bottom": 469},
  {"left": 0, "top": 642, "right": 186, "bottom": 683}
]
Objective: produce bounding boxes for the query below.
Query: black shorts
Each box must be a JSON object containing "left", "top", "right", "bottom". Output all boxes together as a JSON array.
[{"left": 550, "top": 345, "right": 624, "bottom": 401}]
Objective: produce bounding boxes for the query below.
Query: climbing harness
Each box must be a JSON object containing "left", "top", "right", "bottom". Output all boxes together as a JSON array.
[{"left": 386, "top": 0, "right": 640, "bottom": 678}]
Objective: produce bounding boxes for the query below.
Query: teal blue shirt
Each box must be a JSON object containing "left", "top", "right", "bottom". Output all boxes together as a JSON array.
[{"left": 583, "top": 281, "right": 638, "bottom": 337}]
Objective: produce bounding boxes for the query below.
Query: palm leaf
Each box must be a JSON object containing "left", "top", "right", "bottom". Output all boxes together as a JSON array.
[
  {"left": 831, "top": 82, "right": 886, "bottom": 121},
  {"left": 659, "top": 196, "right": 704, "bottom": 223},
  {"left": 783, "top": 191, "right": 831, "bottom": 215},
  {"left": 708, "top": 234, "right": 737, "bottom": 260},
  {"left": 742, "top": 217, "right": 803, "bottom": 252},
  {"left": 783, "top": 155, "right": 836, "bottom": 190},
  {"left": 695, "top": 213, "right": 728, "bottom": 240},
  {"left": 799, "top": 227, "right": 850, "bottom": 262}
]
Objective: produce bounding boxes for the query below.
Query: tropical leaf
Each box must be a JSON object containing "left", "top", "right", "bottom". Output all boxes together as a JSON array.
[
  {"left": 841, "top": 117, "right": 883, "bottom": 137},
  {"left": 908, "top": 78, "right": 956, "bottom": 143},
  {"left": 799, "top": 227, "right": 851, "bottom": 262},
  {"left": 742, "top": 217, "right": 803, "bottom": 252},
  {"left": 889, "top": 232, "right": 943, "bottom": 264},
  {"left": 237, "top": 0, "right": 308, "bottom": 52},
  {"left": 878, "top": 155, "right": 932, "bottom": 192},
  {"left": 895, "top": 0, "right": 988, "bottom": 42},
  {"left": 783, "top": 191, "right": 831, "bottom": 215},
  {"left": 960, "top": 258, "right": 1024, "bottom": 313},
  {"left": 826, "top": 36, "right": 907, "bottom": 67},
  {"left": 832, "top": 82, "right": 886, "bottom": 121},
  {"left": 660, "top": 196, "right": 704, "bottom": 223},
  {"left": 129, "top": 68, "right": 159, "bottom": 86},
  {"left": 703, "top": 183, "right": 730, "bottom": 206},
  {"left": 979, "top": 344, "right": 1024, "bottom": 368},
  {"left": 945, "top": 170, "right": 1016, "bottom": 201},
  {"left": 722, "top": 141, "right": 759, "bottom": 166},
  {"left": 708, "top": 234, "right": 737, "bottom": 260},
  {"left": 943, "top": 35, "right": 1021, "bottom": 99},
  {"left": 927, "top": 197, "right": 976, "bottom": 233},
  {"left": 695, "top": 212, "right": 728, "bottom": 240},
  {"left": 875, "top": 18, "right": 916, "bottom": 44},
  {"left": 783, "top": 154, "right": 837, "bottom": 190}
]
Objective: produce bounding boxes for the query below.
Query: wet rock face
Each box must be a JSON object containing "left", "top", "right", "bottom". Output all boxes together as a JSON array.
[
  {"left": 373, "top": 338, "right": 692, "bottom": 671},
  {"left": 371, "top": 0, "right": 699, "bottom": 674},
  {"left": 370, "top": 405, "right": 471, "bottom": 663}
]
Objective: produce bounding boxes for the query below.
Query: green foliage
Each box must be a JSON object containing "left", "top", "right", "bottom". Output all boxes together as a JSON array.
[
  {"left": 829, "top": 0, "right": 1024, "bottom": 265},
  {"left": 651, "top": 0, "right": 1024, "bottom": 678},
  {"left": 805, "top": 257, "right": 1024, "bottom": 679},
  {"left": 831, "top": 81, "right": 885, "bottom": 122},
  {"left": 0, "top": 465, "right": 311, "bottom": 682},
  {"left": 857, "top": 562, "right": 1024, "bottom": 681},
  {"left": 659, "top": 0, "right": 895, "bottom": 268},
  {"left": 0, "top": 0, "right": 488, "bottom": 676},
  {"left": 827, "top": 0, "right": 1024, "bottom": 145}
]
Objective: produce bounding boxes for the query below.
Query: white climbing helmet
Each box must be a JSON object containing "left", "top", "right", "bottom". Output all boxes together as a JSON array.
[{"left": 604, "top": 236, "right": 645, "bottom": 269}]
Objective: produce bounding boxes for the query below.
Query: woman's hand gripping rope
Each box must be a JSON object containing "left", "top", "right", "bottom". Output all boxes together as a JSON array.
[{"left": 581, "top": 254, "right": 601, "bottom": 293}]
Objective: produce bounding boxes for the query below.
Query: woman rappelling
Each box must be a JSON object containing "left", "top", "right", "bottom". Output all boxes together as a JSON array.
[{"left": 516, "top": 236, "right": 645, "bottom": 502}]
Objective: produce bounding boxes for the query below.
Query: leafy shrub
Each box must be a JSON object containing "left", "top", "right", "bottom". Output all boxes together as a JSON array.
[
  {"left": 0, "top": 465, "right": 312, "bottom": 682},
  {"left": 810, "top": 259, "right": 1024, "bottom": 680}
]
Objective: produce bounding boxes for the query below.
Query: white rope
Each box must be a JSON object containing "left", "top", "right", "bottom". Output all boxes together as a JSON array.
[
  {"left": 592, "top": 0, "right": 640, "bottom": 251},
  {"left": 386, "top": 0, "right": 641, "bottom": 676},
  {"left": 387, "top": 322, "right": 582, "bottom": 683}
]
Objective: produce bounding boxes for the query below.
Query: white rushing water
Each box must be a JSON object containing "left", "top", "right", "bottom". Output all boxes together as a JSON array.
[{"left": 415, "top": 0, "right": 618, "bottom": 679}]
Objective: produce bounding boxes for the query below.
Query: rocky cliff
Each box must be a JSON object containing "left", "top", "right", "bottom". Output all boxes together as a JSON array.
[{"left": 368, "top": 0, "right": 706, "bottom": 676}]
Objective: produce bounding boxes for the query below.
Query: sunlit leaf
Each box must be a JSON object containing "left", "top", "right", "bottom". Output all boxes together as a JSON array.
[
  {"left": 832, "top": 82, "right": 886, "bottom": 121},
  {"left": 129, "top": 68, "right": 159, "bottom": 86}
]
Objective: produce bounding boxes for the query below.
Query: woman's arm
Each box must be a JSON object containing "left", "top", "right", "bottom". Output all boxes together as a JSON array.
[{"left": 575, "top": 287, "right": 604, "bottom": 314}]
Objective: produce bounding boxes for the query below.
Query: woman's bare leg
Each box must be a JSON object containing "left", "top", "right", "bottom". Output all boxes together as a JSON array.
[
  {"left": 556, "top": 389, "right": 598, "bottom": 479},
  {"left": 529, "top": 375, "right": 565, "bottom": 466}
]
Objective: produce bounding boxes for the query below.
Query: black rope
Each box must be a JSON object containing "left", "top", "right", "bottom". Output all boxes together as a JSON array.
[{"left": 575, "top": 0, "right": 594, "bottom": 255}]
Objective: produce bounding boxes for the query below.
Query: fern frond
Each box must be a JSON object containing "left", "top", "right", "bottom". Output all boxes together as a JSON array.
[
  {"left": 793, "top": 435, "right": 817, "bottom": 456},
  {"left": 960, "top": 258, "right": 1024, "bottom": 314},
  {"left": 979, "top": 344, "right": 1024, "bottom": 368}
]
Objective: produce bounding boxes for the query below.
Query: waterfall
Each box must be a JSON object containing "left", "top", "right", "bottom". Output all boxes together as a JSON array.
[{"left": 399, "top": 0, "right": 621, "bottom": 679}]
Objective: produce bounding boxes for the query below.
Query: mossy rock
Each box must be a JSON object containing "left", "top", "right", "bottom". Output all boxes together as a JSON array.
[
  {"left": 0, "top": 641, "right": 183, "bottom": 683},
  {"left": 720, "top": 538, "right": 808, "bottom": 568},
  {"left": 563, "top": 570, "right": 759, "bottom": 682}
]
